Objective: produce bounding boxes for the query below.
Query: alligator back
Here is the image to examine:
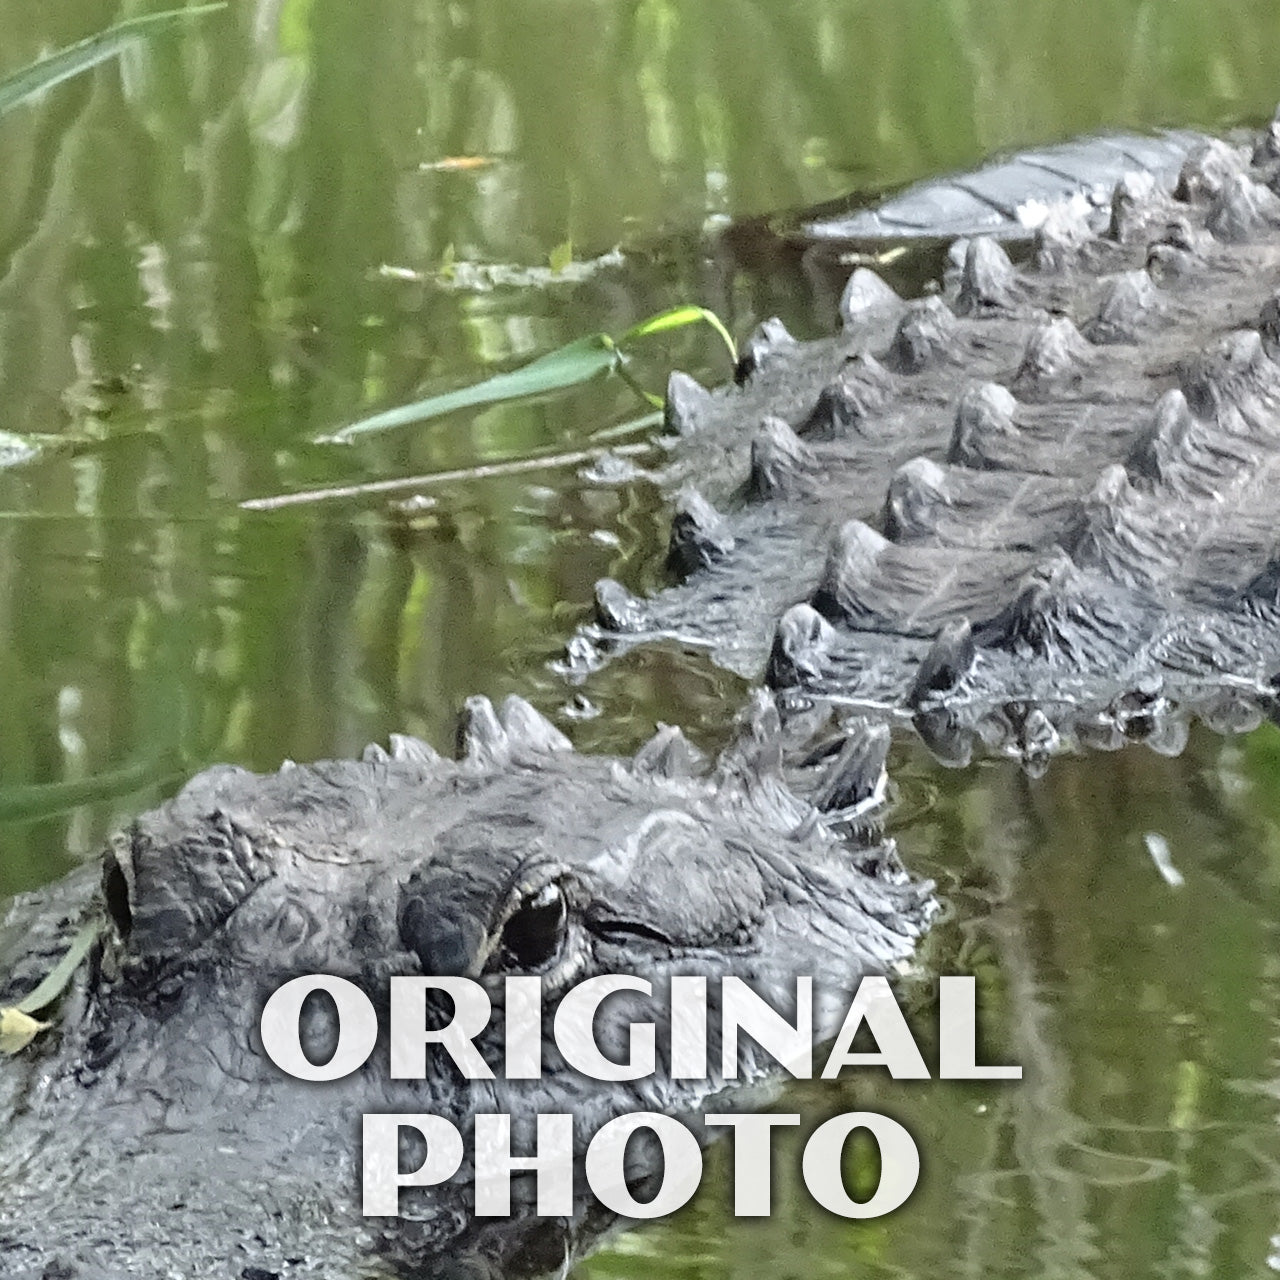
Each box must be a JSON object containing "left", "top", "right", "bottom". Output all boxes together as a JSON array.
[
  {"left": 575, "top": 113, "right": 1280, "bottom": 771},
  {"left": 798, "top": 128, "right": 1205, "bottom": 241}
]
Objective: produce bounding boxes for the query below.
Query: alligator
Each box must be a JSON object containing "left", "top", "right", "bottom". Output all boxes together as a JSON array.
[
  {"left": 570, "top": 105, "right": 1280, "bottom": 772},
  {"left": 795, "top": 126, "right": 1205, "bottom": 242},
  {"left": 9, "top": 107, "right": 1280, "bottom": 1279},
  {"left": 0, "top": 694, "right": 929, "bottom": 1279}
]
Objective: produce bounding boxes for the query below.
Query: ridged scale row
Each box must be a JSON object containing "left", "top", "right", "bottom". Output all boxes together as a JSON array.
[{"left": 574, "top": 109, "right": 1280, "bottom": 770}]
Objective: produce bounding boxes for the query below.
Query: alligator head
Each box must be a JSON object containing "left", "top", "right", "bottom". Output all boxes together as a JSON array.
[{"left": 0, "top": 694, "right": 931, "bottom": 1279}]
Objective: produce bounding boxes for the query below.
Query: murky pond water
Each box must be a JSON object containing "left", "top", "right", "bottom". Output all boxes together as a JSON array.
[{"left": 4, "top": 1, "right": 1280, "bottom": 1276}]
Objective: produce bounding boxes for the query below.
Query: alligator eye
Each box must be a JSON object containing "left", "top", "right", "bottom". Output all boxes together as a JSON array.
[{"left": 498, "top": 881, "right": 567, "bottom": 971}]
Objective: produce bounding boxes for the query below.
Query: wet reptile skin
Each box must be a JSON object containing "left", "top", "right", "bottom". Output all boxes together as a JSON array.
[
  {"left": 10, "top": 109, "right": 1280, "bottom": 1277},
  {"left": 0, "top": 695, "right": 927, "bottom": 1278},
  {"left": 574, "top": 109, "right": 1280, "bottom": 772}
]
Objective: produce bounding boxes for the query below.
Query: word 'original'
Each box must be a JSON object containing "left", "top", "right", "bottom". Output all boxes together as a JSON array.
[
  {"left": 260, "top": 974, "right": 1018, "bottom": 1082},
  {"left": 260, "top": 974, "right": 1020, "bottom": 1219}
]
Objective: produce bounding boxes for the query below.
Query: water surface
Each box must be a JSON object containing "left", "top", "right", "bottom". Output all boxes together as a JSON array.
[{"left": 2, "top": 2, "right": 1280, "bottom": 1276}]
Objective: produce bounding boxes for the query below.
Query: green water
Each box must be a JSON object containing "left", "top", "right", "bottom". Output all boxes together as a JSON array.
[{"left": 2, "top": 1, "right": 1280, "bottom": 1276}]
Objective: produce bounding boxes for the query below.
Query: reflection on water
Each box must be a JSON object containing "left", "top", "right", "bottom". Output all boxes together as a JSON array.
[
  {"left": 2, "top": 1, "right": 1280, "bottom": 1276},
  {"left": 570, "top": 732, "right": 1280, "bottom": 1279}
]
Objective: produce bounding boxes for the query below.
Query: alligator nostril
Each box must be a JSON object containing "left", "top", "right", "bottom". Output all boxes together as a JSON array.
[{"left": 103, "top": 857, "right": 133, "bottom": 941}]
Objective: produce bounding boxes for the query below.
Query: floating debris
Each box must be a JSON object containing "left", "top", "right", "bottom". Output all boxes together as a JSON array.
[
  {"left": 418, "top": 155, "right": 495, "bottom": 173},
  {"left": 377, "top": 247, "right": 628, "bottom": 294},
  {"left": 1143, "top": 832, "right": 1184, "bottom": 888},
  {"left": 561, "top": 694, "right": 600, "bottom": 721},
  {"left": 0, "top": 431, "right": 40, "bottom": 469}
]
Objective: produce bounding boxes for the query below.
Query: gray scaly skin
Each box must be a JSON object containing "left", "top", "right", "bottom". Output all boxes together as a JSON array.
[
  {"left": 0, "top": 694, "right": 929, "bottom": 1279},
  {"left": 798, "top": 126, "right": 1204, "bottom": 241},
  {"left": 573, "top": 106, "right": 1280, "bottom": 773},
  {"left": 10, "top": 109, "right": 1278, "bottom": 1278}
]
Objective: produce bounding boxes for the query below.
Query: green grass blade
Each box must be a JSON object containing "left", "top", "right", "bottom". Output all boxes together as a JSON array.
[
  {"left": 619, "top": 305, "right": 738, "bottom": 365},
  {"left": 326, "top": 334, "right": 618, "bottom": 442},
  {"left": 612, "top": 359, "right": 664, "bottom": 409},
  {"left": 0, "top": 4, "right": 227, "bottom": 118},
  {"left": 323, "top": 302, "right": 736, "bottom": 442},
  {"left": 14, "top": 920, "right": 102, "bottom": 1015},
  {"left": 1, "top": 917, "right": 103, "bottom": 1053},
  {"left": 0, "top": 749, "right": 185, "bottom": 824}
]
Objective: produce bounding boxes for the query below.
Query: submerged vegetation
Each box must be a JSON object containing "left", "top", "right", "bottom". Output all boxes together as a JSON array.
[
  {"left": 1, "top": 1, "right": 1280, "bottom": 1276},
  {"left": 0, "top": 5, "right": 225, "bottom": 118},
  {"left": 326, "top": 304, "right": 737, "bottom": 441}
]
